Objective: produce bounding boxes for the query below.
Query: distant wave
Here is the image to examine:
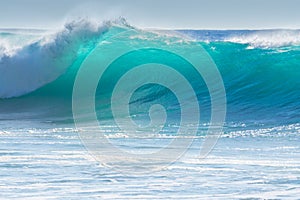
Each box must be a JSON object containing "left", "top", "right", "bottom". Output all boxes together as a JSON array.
[
  {"left": 225, "top": 30, "right": 300, "bottom": 48},
  {"left": 179, "top": 29, "right": 300, "bottom": 48}
]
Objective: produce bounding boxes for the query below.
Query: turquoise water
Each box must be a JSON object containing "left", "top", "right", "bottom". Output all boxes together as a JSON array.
[{"left": 0, "top": 19, "right": 300, "bottom": 198}]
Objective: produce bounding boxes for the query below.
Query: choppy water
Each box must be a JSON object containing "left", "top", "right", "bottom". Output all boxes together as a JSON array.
[{"left": 1, "top": 121, "right": 300, "bottom": 199}]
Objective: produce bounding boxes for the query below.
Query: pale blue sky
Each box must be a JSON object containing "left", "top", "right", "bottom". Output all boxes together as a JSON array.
[{"left": 0, "top": 0, "right": 299, "bottom": 29}]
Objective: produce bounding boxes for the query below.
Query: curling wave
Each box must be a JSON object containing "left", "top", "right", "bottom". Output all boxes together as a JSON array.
[{"left": 0, "top": 19, "right": 299, "bottom": 126}]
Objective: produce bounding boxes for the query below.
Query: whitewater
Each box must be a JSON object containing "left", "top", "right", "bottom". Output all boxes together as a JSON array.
[{"left": 0, "top": 19, "right": 300, "bottom": 199}]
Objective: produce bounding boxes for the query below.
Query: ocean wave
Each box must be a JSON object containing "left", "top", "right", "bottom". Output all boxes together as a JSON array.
[{"left": 0, "top": 18, "right": 299, "bottom": 125}]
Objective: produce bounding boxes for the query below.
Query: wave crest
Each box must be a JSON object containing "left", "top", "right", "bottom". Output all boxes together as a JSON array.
[{"left": 0, "top": 18, "right": 130, "bottom": 98}]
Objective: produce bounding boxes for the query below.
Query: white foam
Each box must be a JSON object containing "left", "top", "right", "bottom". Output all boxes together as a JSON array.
[{"left": 0, "top": 18, "right": 129, "bottom": 98}]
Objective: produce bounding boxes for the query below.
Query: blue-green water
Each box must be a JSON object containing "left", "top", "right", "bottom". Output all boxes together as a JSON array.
[{"left": 0, "top": 19, "right": 300, "bottom": 199}]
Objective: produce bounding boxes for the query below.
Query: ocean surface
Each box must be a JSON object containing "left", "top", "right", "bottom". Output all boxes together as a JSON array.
[{"left": 0, "top": 19, "right": 300, "bottom": 199}]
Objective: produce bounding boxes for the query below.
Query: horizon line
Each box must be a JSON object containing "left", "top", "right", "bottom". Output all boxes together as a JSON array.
[{"left": 1, "top": 26, "right": 300, "bottom": 31}]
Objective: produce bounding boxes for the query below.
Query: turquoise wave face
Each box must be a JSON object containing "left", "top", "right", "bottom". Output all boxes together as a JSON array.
[
  {"left": 202, "top": 42, "right": 300, "bottom": 124},
  {"left": 0, "top": 24, "right": 299, "bottom": 127}
]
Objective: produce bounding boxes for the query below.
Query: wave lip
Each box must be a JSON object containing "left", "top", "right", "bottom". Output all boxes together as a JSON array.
[{"left": 0, "top": 18, "right": 130, "bottom": 98}]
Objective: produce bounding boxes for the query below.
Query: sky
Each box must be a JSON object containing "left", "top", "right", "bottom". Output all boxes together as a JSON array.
[{"left": 0, "top": 0, "right": 300, "bottom": 29}]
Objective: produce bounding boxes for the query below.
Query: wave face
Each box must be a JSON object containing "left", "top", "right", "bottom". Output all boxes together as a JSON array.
[{"left": 0, "top": 20, "right": 299, "bottom": 127}]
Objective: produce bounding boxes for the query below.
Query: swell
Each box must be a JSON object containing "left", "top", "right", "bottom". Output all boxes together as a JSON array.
[{"left": 0, "top": 20, "right": 299, "bottom": 125}]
